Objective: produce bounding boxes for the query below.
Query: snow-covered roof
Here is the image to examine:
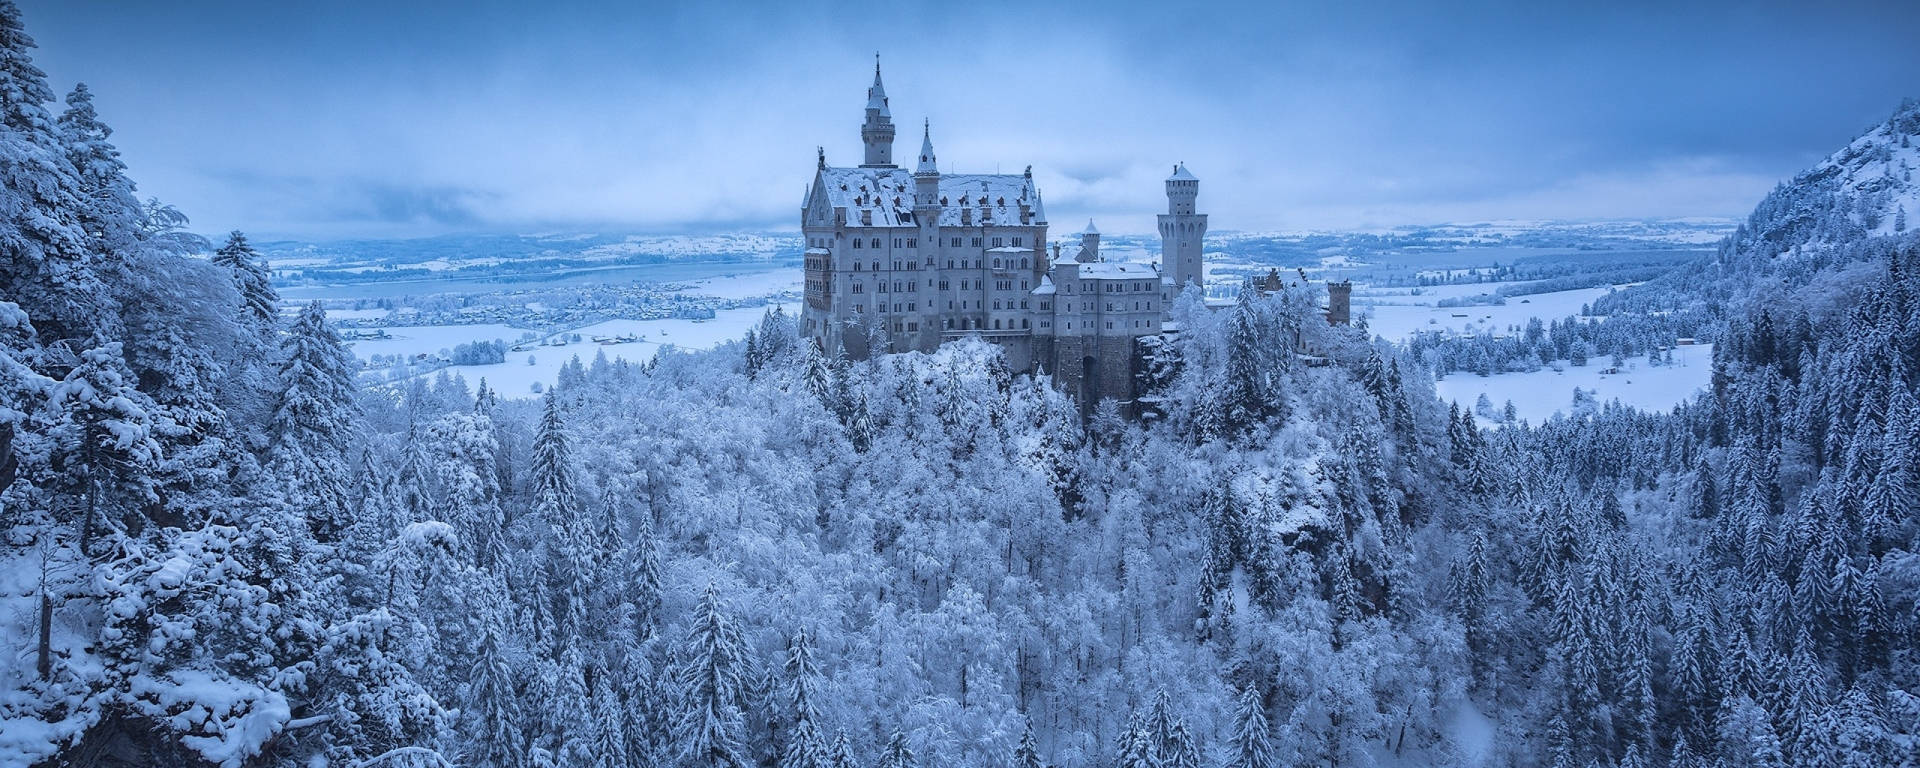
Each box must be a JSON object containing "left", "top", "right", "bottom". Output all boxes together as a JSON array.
[
  {"left": 1032, "top": 275, "right": 1056, "bottom": 295},
  {"left": 1081, "top": 219, "right": 1099, "bottom": 236},
  {"left": 816, "top": 167, "right": 1045, "bottom": 228},
  {"left": 1073, "top": 262, "right": 1161, "bottom": 280},
  {"left": 804, "top": 247, "right": 830, "bottom": 255},
  {"left": 1169, "top": 163, "right": 1197, "bottom": 181}
]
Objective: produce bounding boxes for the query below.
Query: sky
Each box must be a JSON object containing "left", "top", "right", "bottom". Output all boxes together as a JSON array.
[{"left": 18, "top": 0, "right": 1920, "bottom": 240}]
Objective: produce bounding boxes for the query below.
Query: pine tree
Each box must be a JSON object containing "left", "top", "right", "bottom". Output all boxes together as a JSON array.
[
  {"left": 463, "top": 604, "right": 525, "bottom": 768},
  {"left": 0, "top": 1, "right": 109, "bottom": 345},
  {"left": 675, "top": 583, "right": 751, "bottom": 768},
  {"left": 876, "top": 730, "right": 916, "bottom": 768},
  {"left": 1013, "top": 721, "right": 1047, "bottom": 768},
  {"left": 1225, "top": 684, "right": 1273, "bottom": 768},
  {"left": 211, "top": 231, "right": 279, "bottom": 347},
  {"left": 269, "top": 302, "right": 358, "bottom": 543},
  {"left": 779, "top": 627, "right": 828, "bottom": 768},
  {"left": 531, "top": 391, "right": 592, "bottom": 644},
  {"left": 46, "top": 340, "right": 160, "bottom": 557}
]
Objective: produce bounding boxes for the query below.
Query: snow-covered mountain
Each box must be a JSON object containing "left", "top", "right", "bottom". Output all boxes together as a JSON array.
[{"left": 1741, "top": 100, "right": 1919, "bottom": 253}]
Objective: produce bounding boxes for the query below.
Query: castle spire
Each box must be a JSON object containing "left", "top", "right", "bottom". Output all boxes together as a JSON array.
[
  {"left": 916, "top": 119, "right": 938, "bottom": 174},
  {"left": 867, "top": 53, "right": 889, "bottom": 116},
  {"left": 861, "top": 54, "right": 897, "bottom": 167}
]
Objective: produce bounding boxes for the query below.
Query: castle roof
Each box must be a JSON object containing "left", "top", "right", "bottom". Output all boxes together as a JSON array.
[
  {"left": 1169, "top": 163, "right": 1196, "bottom": 181},
  {"left": 915, "top": 121, "right": 938, "bottom": 174},
  {"left": 817, "top": 166, "right": 1044, "bottom": 228},
  {"left": 1081, "top": 219, "right": 1099, "bottom": 236},
  {"left": 867, "top": 57, "right": 889, "bottom": 116}
]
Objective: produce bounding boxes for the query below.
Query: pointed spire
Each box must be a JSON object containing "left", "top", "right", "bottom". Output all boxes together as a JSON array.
[
  {"left": 1081, "top": 219, "right": 1099, "bottom": 236},
  {"left": 916, "top": 119, "right": 938, "bottom": 174},
  {"left": 867, "top": 53, "right": 889, "bottom": 116}
]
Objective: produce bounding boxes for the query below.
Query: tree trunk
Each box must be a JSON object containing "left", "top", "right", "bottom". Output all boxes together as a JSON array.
[{"left": 37, "top": 590, "right": 53, "bottom": 680}]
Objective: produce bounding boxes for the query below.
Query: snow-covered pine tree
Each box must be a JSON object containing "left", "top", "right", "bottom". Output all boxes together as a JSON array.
[
  {"left": 675, "top": 583, "right": 752, "bottom": 768},
  {"left": 269, "top": 301, "right": 358, "bottom": 542},
  {"left": 210, "top": 231, "right": 279, "bottom": 348},
  {"left": 1225, "top": 684, "right": 1272, "bottom": 768},
  {"left": 0, "top": 1, "right": 110, "bottom": 347},
  {"left": 779, "top": 627, "right": 828, "bottom": 768},
  {"left": 876, "top": 730, "right": 916, "bottom": 768}
]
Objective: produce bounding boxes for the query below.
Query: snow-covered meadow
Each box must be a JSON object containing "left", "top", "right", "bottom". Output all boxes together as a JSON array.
[
  {"left": 1435, "top": 344, "right": 1713, "bottom": 426},
  {"left": 350, "top": 304, "right": 795, "bottom": 397}
]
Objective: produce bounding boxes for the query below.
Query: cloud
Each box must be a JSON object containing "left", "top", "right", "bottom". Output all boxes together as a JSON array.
[{"left": 19, "top": 0, "right": 1920, "bottom": 238}]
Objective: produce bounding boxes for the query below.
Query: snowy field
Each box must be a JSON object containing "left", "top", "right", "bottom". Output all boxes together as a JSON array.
[
  {"left": 350, "top": 305, "right": 793, "bottom": 397},
  {"left": 1435, "top": 344, "right": 1713, "bottom": 426},
  {"left": 1357, "top": 284, "right": 1620, "bottom": 342}
]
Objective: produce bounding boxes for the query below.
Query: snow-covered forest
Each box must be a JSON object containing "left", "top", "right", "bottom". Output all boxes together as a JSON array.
[{"left": 4, "top": 3, "right": 1920, "bottom": 766}]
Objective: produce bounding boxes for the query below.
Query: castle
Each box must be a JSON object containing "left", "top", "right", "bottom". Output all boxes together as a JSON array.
[{"left": 802, "top": 59, "right": 1346, "bottom": 407}]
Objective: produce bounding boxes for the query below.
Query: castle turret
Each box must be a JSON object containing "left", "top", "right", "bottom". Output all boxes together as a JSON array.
[
  {"left": 1077, "top": 219, "right": 1100, "bottom": 263},
  {"left": 861, "top": 56, "right": 896, "bottom": 168},
  {"left": 914, "top": 119, "right": 939, "bottom": 205},
  {"left": 1157, "top": 163, "right": 1207, "bottom": 291},
  {"left": 1326, "top": 280, "right": 1352, "bottom": 325}
]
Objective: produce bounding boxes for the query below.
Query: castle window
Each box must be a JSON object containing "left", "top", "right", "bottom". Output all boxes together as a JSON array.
[
  {"left": 1022, "top": 319, "right": 1030, "bottom": 329},
  {"left": 1041, "top": 302, "right": 1050, "bottom": 310},
  {"left": 1041, "top": 321, "right": 1049, "bottom": 328},
  {"left": 852, "top": 239, "right": 862, "bottom": 249},
  {"left": 854, "top": 303, "right": 863, "bottom": 313},
  {"left": 1012, "top": 237, "right": 1023, "bottom": 247},
  {"left": 938, "top": 281, "right": 949, "bottom": 290},
  {"left": 1106, "top": 322, "right": 1113, "bottom": 330},
  {"left": 871, "top": 262, "right": 879, "bottom": 271},
  {"left": 951, "top": 237, "right": 961, "bottom": 246},
  {"left": 909, "top": 303, "right": 915, "bottom": 312},
  {"left": 871, "top": 238, "right": 880, "bottom": 248},
  {"left": 993, "top": 300, "right": 1001, "bottom": 310},
  {"left": 908, "top": 322, "right": 918, "bottom": 331},
  {"left": 971, "top": 237, "right": 982, "bottom": 247},
  {"left": 994, "top": 319, "right": 1002, "bottom": 329},
  {"left": 1020, "top": 258, "right": 1028, "bottom": 269},
  {"left": 993, "top": 258, "right": 1001, "bottom": 269},
  {"left": 1021, "top": 280, "right": 1028, "bottom": 290},
  {"left": 992, "top": 237, "right": 1003, "bottom": 247},
  {"left": 1020, "top": 300, "right": 1028, "bottom": 309},
  {"left": 852, "top": 283, "right": 863, "bottom": 293},
  {"left": 894, "top": 238, "right": 902, "bottom": 248}
]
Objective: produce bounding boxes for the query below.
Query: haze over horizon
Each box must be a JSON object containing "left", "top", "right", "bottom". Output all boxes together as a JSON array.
[{"left": 20, "top": 0, "right": 1920, "bottom": 240}]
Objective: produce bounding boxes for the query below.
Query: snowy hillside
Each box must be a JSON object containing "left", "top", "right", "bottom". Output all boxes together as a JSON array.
[{"left": 1741, "top": 100, "right": 1920, "bottom": 253}]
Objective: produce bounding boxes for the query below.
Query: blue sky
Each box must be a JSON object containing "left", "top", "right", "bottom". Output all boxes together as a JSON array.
[{"left": 19, "top": 0, "right": 1920, "bottom": 239}]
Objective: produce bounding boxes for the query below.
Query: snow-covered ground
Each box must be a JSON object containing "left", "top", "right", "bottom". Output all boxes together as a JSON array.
[
  {"left": 354, "top": 305, "right": 793, "bottom": 397},
  {"left": 1358, "top": 284, "right": 1619, "bottom": 342},
  {"left": 1435, "top": 344, "right": 1713, "bottom": 426}
]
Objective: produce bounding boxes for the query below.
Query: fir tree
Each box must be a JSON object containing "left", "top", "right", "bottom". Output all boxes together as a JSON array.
[
  {"left": 210, "top": 231, "right": 279, "bottom": 347},
  {"left": 675, "top": 583, "right": 751, "bottom": 768}
]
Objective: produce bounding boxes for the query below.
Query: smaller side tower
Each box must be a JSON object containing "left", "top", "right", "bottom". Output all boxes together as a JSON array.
[
  {"left": 1078, "top": 219, "right": 1100, "bottom": 263},
  {"left": 1326, "top": 280, "right": 1352, "bottom": 325}
]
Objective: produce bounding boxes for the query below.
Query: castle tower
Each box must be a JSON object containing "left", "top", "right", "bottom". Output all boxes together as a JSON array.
[
  {"left": 1157, "top": 163, "right": 1206, "bottom": 291},
  {"left": 1078, "top": 219, "right": 1100, "bottom": 263},
  {"left": 861, "top": 56, "right": 896, "bottom": 168},
  {"left": 1326, "top": 280, "right": 1353, "bottom": 325}
]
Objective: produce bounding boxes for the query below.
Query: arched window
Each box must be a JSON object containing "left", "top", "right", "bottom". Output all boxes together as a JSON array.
[
  {"left": 994, "top": 319, "right": 1002, "bottom": 330},
  {"left": 993, "top": 258, "right": 1001, "bottom": 269},
  {"left": 1020, "top": 258, "right": 1028, "bottom": 269}
]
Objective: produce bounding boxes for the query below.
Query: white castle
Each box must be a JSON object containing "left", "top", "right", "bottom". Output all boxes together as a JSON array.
[{"left": 800, "top": 59, "right": 1217, "bottom": 406}]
